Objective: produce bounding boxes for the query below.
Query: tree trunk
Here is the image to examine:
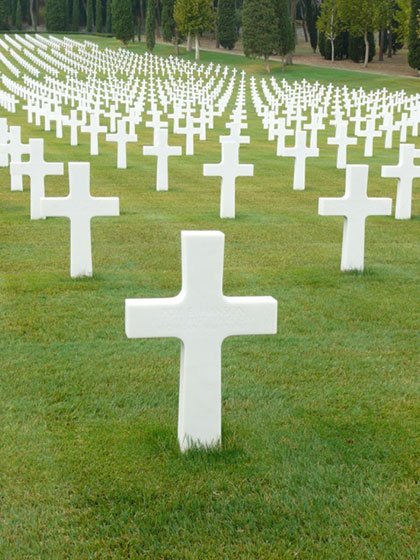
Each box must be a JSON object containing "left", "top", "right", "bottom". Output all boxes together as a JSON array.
[
  {"left": 156, "top": 0, "right": 161, "bottom": 38},
  {"left": 195, "top": 34, "right": 200, "bottom": 60},
  {"left": 331, "top": 38, "right": 335, "bottom": 63},
  {"left": 29, "top": 0, "right": 35, "bottom": 29},
  {"left": 282, "top": 56, "right": 285, "bottom": 72},
  {"left": 302, "top": 19, "right": 309, "bottom": 43},
  {"left": 363, "top": 30, "right": 369, "bottom": 68},
  {"left": 265, "top": 55, "right": 270, "bottom": 73},
  {"left": 379, "top": 25, "right": 385, "bottom": 61},
  {"left": 187, "top": 32, "right": 192, "bottom": 52},
  {"left": 139, "top": 0, "right": 145, "bottom": 38},
  {"left": 387, "top": 22, "right": 392, "bottom": 58},
  {"left": 286, "top": 0, "right": 297, "bottom": 65}
]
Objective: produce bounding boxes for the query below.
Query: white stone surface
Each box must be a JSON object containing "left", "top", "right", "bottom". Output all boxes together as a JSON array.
[
  {"left": 10, "top": 138, "right": 64, "bottom": 219},
  {"left": 143, "top": 127, "right": 182, "bottom": 191},
  {"left": 319, "top": 165, "right": 392, "bottom": 271},
  {"left": 40, "top": 162, "right": 119, "bottom": 277},
  {"left": 125, "top": 231, "right": 278, "bottom": 452},
  {"left": 203, "top": 141, "right": 253, "bottom": 218},
  {"left": 382, "top": 144, "right": 420, "bottom": 220}
]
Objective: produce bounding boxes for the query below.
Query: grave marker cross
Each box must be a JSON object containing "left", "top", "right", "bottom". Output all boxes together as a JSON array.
[{"left": 125, "top": 231, "right": 278, "bottom": 452}]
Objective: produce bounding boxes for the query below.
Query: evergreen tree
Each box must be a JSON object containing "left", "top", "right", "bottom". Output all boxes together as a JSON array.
[
  {"left": 276, "top": 0, "right": 294, "bottom": 68},
  {"left": 112, "top": 0, "right": 133, "bottom": 44},
  {"left": 348, "top": 32, "right": 376, "bottom": 62},
  {"left": 72, "top": 0, "right": 79, "bottom": 30},
  {"left": 87, "top": 0, "right": 93, "bottom": 31},
  {"left": 11, "top": 0, "right": 16, "bottom": 26},
  {"left": 146, "top": 0, "right": 156, "bottom": 51},
  {"left": 217, "top": 0, "right": 236, "bottom": 50},
  {"left": 304, "top": 0, "right": 318, "bottom": 52},
  {"left": 162, "top": 0, "right": 175, "bottom": 42},
  {"left": 242, "top": 0, "right": 278, "bottom": 72},
  {"left": 0, "top": 0, "right": 8, "bottom": 29},
  {"left": 46, "top": 0, "right": 67, "bottom": 30},
  {"left": 15, "top": 0, "right": 21, "bottom": 28},
  {"left": 106, "top": 0, "right": 112, "bottom": 32},
  {"left": 96, "top": 0, "right": 103, "bottom": 31},
  {"left": 174, "top": 0, "right": 214, "bottom": 60},
  {"left": 319, "top": 30, "right": 348, "bottom": 60},
  {"left": 408, "top": 0, "right": 420, "bottom": 69},
  {"left": 317, "top": 0, "right": 344, "bottom": 62}
]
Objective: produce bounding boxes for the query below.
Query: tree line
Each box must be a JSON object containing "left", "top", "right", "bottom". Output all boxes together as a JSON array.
[{"left": 0, "top": 0, "right": 419, "bottom": 72}]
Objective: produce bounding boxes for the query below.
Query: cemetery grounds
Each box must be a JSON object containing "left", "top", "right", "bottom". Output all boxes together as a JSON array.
[{"left": 1, "top": 35, "right": 420, "bottom": 559}]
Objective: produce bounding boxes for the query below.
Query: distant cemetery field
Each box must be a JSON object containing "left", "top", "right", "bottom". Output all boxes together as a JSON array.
[{"left": 1, "top": 35, "right": 419, "bottom": 559}]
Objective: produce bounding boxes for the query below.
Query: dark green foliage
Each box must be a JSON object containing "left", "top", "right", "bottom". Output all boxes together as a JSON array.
[
  {"left": 112, "top": 0, "right": 133, "bottom": 44},
  {"left": 408, "top": 0, "right": 420, "bottom": 70},
  {"left": 276, "top": 0, "right": 294, "bottom": 58},
  {"left": 217, "top": 0, "right": 237, "bottom": 50},
  {"left": 96, "top": 0, "right": 103, "bottom": 31},
  {"left": 87, "top": 0, "right": 93, "bottom": 31},
  {"left": 304, "top": 0, "right": 318, "bottom": 52},
  {"left": 106, "top": 0, "right": 112, "bottom": 32},
  {"left": 0, "top": 0, "right": 9, "bottom": 29},
  {"left": 146, "top": 0, "right": 156, "bottom": 51},
  {"left": 243, "top": 0, "right": 278, "bottom": 67},
  {"left": 348, "top": 32, "right": 375, "bottom": 63},
  {"left": 72, "top": 0, "right": 79, "bottom": 30},
  {"left": 11, "top": 0, "right": 16, "bottom": 26},
  {"left": 15, "top": 0, "right": 21, "bottom": 28},
  {"left": 45, "top": 0, "right": 67, "bottom": 31},
  {"left": 162, "top": 0, "right": 175, "bottom": 42},
  {"left": 319, "top": 30, "right": 348, "bottom": 60}
]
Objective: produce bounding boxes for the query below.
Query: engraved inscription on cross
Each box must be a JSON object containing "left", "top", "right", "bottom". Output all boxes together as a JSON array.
[{"left": 126, "top": 231, "right": 278, "bottom": 452}]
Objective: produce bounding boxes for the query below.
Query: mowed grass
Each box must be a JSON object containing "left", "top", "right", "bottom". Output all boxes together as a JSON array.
[{"left": 0, "top": 36, "right": 420, "bottom": 559}]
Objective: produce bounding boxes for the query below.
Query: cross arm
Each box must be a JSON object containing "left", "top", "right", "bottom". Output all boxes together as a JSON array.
[
  {"left": 222, "top": 296, "right": 277, "bottom": 338},
  {"left": 125, "top": 295, "right": 185, "bottom": 339}
]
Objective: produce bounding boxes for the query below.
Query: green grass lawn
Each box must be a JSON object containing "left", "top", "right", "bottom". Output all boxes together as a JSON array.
[{"left": 1, "top": 36, "right": 420, "bottom": 559}]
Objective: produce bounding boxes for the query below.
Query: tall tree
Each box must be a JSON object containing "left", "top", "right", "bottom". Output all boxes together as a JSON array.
[
  {"left": 304, "top": 0, "right": 319, "bottom": 52},
  {"left": 45, "top": 0, "right": 67, "bottom": 30},
  {"left": 338, "top": 0, "right": 380, "bottom": 67},
  {"left": 87, "top": 0, "right": 93, "bottom": 31},
  {"left": 72, "top": 0, "right": 79, "bottom": 30},
  {"left": 146, "top": 0, "right": 156, "bottom": 50},
  {"left": 96, "top": 0, "right": 102, "bottom": 30},
  {"left": 162, "top": 0, "right": 175, "bottom": 41},
  {"left": 174, "top": 0, "right": 214, "bottom": 60},
  {"left": 105, "top": 0, "right": 112, "bottom": 31},
  {"left": 276, "top": 0, "right": 294, "bottom": 69},
  {"left": 217, "top": 0, "right": 237, "bottom": 50},
  {"left": 243, "top": 0, "right": 278, "bottom": 72},
  {"left": 0, "top": 0, "right": 9, "bottom": 29},
  {"left": 408, "top": 0, "right": 420, "bottom": 69},
  {"left": 11, "top": 0, "right": 16, "bottom": 26},
  {"left": 15, "top": 0, "right": 21, "bottom": 28},
  {"left": 317, "top": 0, "right": 343, "bottom": 62},
  {"left": 112, "top": 0, "right": 133, "bottom": 44}
]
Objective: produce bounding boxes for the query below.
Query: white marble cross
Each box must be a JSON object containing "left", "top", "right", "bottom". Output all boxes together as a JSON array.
[
  {"left": 203, "top": 141, "right": 253, "bottom": 218},
  {"left": 10, "top": 138, "right": 64, "bottom": 219},
  {"left": 382, "top": 143, "right": 420, "bottom": 219},
  {"left": 81, "top": 113, "right": 107, "bottom": 155},
  {"left": 358, "top": 118, "right": 382, "bottom": 157},
  {"left": 274, "top": 118, "right": 294, "bottom": 156},
  {"left": 283, "top": 129, "right": 319, "bottom": 191},
  {"left": 220, "top": 121, "right": 250, "bottom": 145},
  {"left": 319, "top": 165, "right": 392, "bottom": 271},
  {"left": 327, "top": 121, "right": 358, "bottom": 169},
  {"left": 143, "top": 127, "right": 182, "bottom": 191},
  {"left": 106, "top": 119, "right": 138, "bottom": 169},
  {"left": 40, "top": 162, "right": 119, "bottom": 277},
  {"left": 177, "top": 115, "right": 202, "bottom": 155},
  {"left": 125, "top": 230, "right": 278, "bottom": 452},
  {"left": 0, "top": 126, "right": 31, "bottom": 191},
  {"left": 0, "top": 117, "right": 9, "bottom": 167},
  {"left": 63, "top": 109, "right": 85, "bottom": 146}
]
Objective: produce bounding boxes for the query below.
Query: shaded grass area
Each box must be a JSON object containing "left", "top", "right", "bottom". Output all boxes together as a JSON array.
[{"left": 0, "top": 35, "right": 420, "bottom": 559}]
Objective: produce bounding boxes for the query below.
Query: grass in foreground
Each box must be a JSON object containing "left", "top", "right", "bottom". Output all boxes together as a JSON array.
[{"left": 0, "top": 35, "right": 420, "bottom": 559}]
